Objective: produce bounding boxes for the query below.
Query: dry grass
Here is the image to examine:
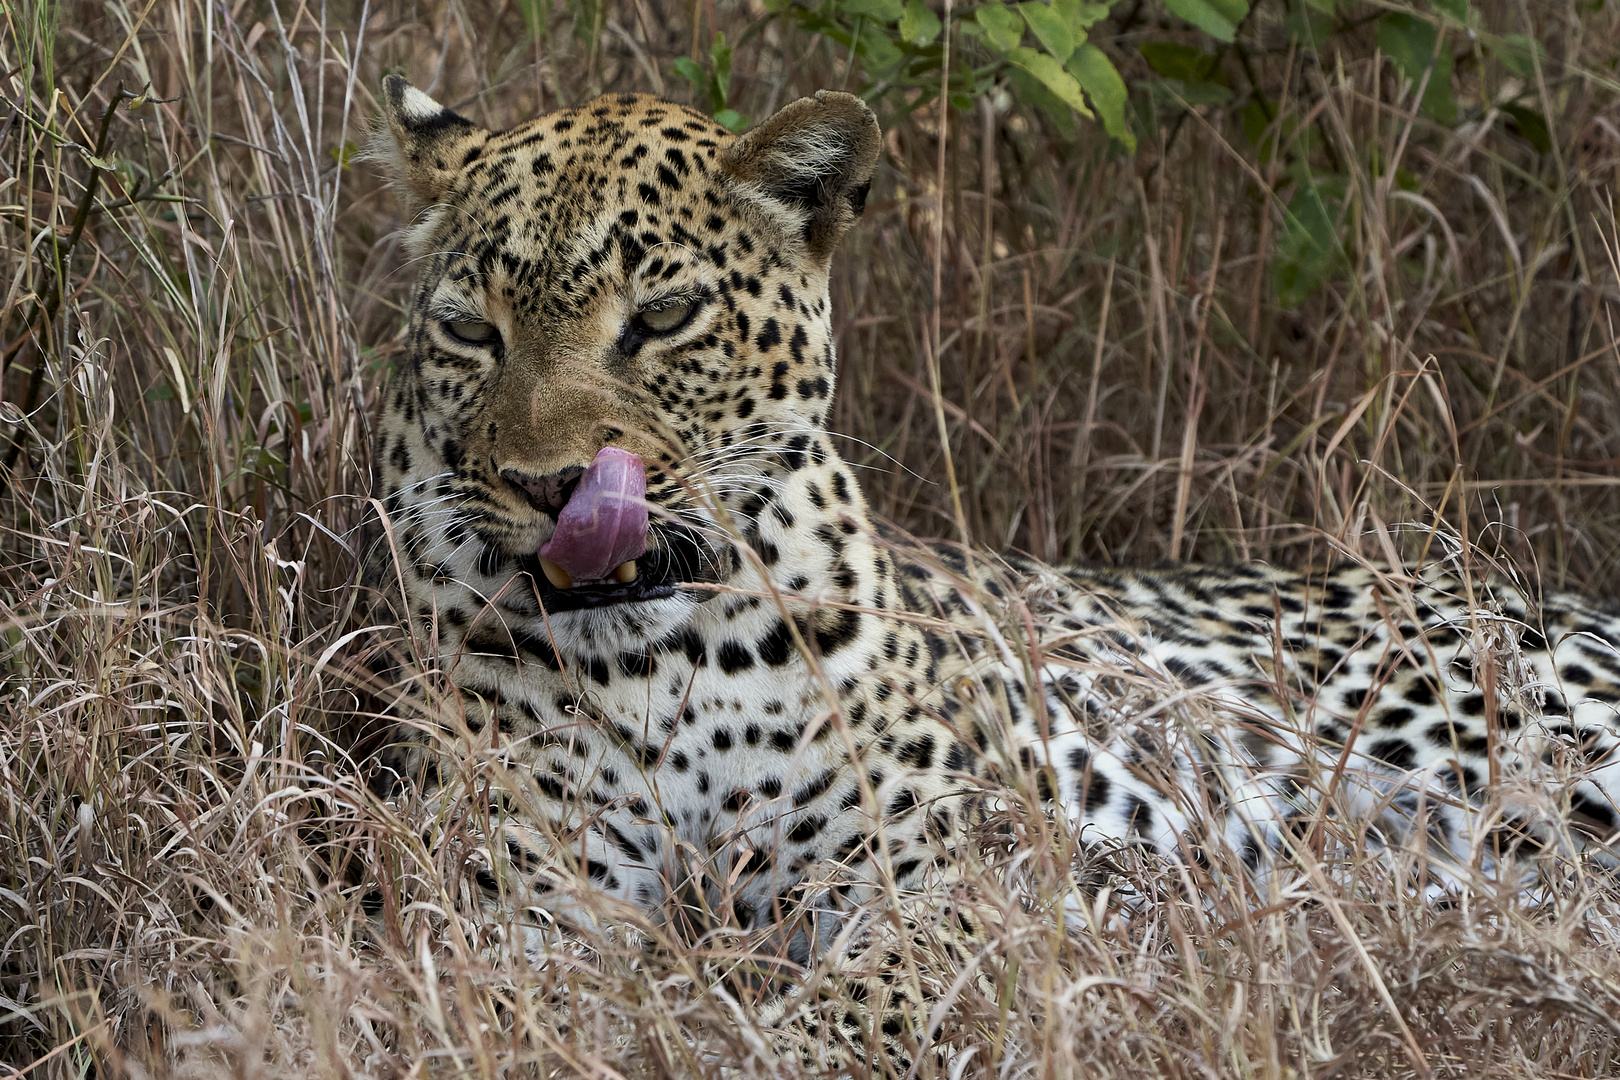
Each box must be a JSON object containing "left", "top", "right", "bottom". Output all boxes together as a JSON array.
[{"left": 4, "top": 0, "right": 1620, "bottom": 1076}]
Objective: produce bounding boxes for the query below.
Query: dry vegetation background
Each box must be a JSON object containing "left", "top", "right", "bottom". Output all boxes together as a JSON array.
[{"left": 5, "top": 0, "right": 1620, "bottom": 1075}]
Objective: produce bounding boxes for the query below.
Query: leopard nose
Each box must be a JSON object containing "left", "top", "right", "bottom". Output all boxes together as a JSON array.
[{"left": 500, "top": 464, "right": 584, "bottom": 517}]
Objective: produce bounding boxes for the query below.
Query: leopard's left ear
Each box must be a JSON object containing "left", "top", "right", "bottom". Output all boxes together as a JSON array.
[
  {"left": 371, "top": 74, "right": 489, "bottom": 209},
  {"left": 720, "top": 91, "right": 881, "bottom": 260}
]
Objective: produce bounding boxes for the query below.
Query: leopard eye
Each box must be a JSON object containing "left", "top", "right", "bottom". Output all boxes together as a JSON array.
[
  {"left": 443, "top": 319, "right": 499, "bottom": 346},
  {"left": 633, "top": 298, "right": 698, "bottom": 336}
]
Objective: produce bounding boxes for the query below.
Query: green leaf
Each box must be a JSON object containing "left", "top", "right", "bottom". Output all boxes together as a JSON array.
[
  {"left": 841, "top": 0, "right": 905, "bottom": 19},
  {"left": 713, "top": 108, "right": 751, "bottom": 133},
  {"left": 858, "top": 19, "right": 905, "bottom": 70},
  {"left": 1274, "top": 182, "right": 1342, "bottom": 307},
  {"left": 1495, "top": 33, "right": 1547, "bottom": 79},
  {"left": 329, "top": 140, "right": 360, "bottom": 169},
  {"left": 898, "top": 0, "right": 942, "bottom": 45},
  {"left": 673, "top": 56, "right": 706, "bottom": 86},
  {"left": 976, "top": 4, "right": 1026, "bottom": 53},
  {"left": 674, "top": 44, "right": 738, "bottom": 116},
  {"left": 1068, "top": 43, "right": 1134, "bottom": 150},
  {"left": 672, "top": 56, "right": 712, "bottom": 111},
  {"left": 1160, "top": 0, "right": 1244, "bottom": 42},
  {"left": 1425, "top": 0, "right": 1467, "bottom": 22},
  {"left": 710, "top": 32, "right": 734, "bottom": 105},
  {"left": 1240, "top": 96, "right": 1286, "bottom": 160},
  {"left": 1020, "top": 2, "right": 1075, "bottom": 61},
  {"left": 1006, "top": 65, "right": 1081, "bottom": 138},
  {"left": 1054, "top": 0, "right": 1111, "bottom": 33},
  {"left": 1175, "top": 80, "right": 1234, "bottom": 106},
  {"left": 1241, "top": 97, "right": 1271, "bottom": 144},
  {"left": 1007, "top": 45, "right": 1093, "bottom": 115},
  {"left": 1378, "top": 16, "right": 1437, "bottom": 84},
  {"left": 1377, "top": 13, "right": 1456, "bottom": 126},
  {"left": 1142, "top": 77, "right": 1233, "bottom": 107},
  {"left": 1138, "top": 41, "right": 1216, "bottom": 81},
  {"left": 1286, "top": 0, "right": 1334, "bottom": 47},
  {"left": 1501, "top": 102, "right": 1551, "bottom": 154}
]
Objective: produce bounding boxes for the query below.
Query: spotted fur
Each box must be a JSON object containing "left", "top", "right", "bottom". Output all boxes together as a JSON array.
[{"left": 369, "top": 77, "right": 1620, "bottom": 1009}]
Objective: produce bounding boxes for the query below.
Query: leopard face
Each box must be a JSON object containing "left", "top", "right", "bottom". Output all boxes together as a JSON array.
[{"left": 374, "top": 78, "right": 882, "bottom": 658}]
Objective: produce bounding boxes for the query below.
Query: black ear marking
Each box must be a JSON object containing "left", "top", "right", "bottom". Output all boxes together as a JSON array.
[
  {"left": 381, "top": 74, "right": 477, "bottom": 137},
  {"left": 720, "top": 91, "right": 882, "bottom": 260},
  {"left": 373, "top": 74, "right": 490, "bottom": 208},
  {"left": 848, "top": 180, "right": 871, "bottom": 218}
]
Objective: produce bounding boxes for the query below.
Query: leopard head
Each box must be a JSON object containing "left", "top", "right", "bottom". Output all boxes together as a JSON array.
[{"left": 373, "top": 77, "right": 881, "bottom": 645}]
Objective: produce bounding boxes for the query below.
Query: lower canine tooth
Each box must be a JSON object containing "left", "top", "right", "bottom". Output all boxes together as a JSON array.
[
  {"left": 614, "top": 561, "right": 638, "bottom": 583},
  {"left": 539, "top": 557, "right": 573, "bottom": 590}
]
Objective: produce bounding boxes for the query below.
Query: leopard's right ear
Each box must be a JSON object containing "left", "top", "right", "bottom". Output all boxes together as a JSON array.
[
  {"left": 370, "top": 74, "right": 489, "bottom": 208},
  {"left": 720, "top": 91, "right": 881, "bottom": 262}
]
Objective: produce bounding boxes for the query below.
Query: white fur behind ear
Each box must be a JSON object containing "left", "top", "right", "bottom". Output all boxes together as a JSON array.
[
  {"left": 359, "top": 121, "right": 448, "bottom": 232},
  {"left": 355, "top": 114, "right": 443, "bottom": 251},
  {"left": 398, "top": 84, "right": 449, "bottom": 122},
  {"left": 397, "top": 206, "right": 451, "bottom": 258},
  {"left": 732, "top": 126, "right": 855, "bottom": 222},
  {"left": 359, "top": 123, "right": 410, "bottom": 193},
  {"left": 767, "top": 126, "right": 861, "bottom": 183}
]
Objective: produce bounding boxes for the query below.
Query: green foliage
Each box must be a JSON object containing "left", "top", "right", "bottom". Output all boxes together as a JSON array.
[
  {"left": 674, "top": 32, "right": 750, "bottom": 131},
  {"left": 514, "top": 0, "right": 607, "bottom": 48},
  {"left": 1139, "top": 41, "right": 1230, "bottom": 109},
  {"left": 1494, "top": 32, "right": 1547, "bottom": 78},
  {"left": 898, "top": 1, "right": 942, "bottom": 45},
  {"left": 713, "top": 0, "right": 1554, "bottom": 309},
  {"left": 1273, "top": 172, "right": 1346, "bottom": 307},
  {"left": 975, "top": 5, "right": 1025, "bottom": 53},
  {"left": 747, "top": 0, "right": 1129, "bottom": 141},
  {"left": 515, "top": 0, "right": 549, "bottom": 41},
  {"left": 1070, "top": 43, "right": 1132, "bottom": 147},
  {"left": 1500, "top": 102, "right": 1550, "bottom": 154},
  {"left": 1019, "top": 2, "right": 1076, "bottom": 59},
  {"left": 1377, "top": 11, "right": 1456, "bottom": 125},
  {"left": 1008, "top": 47, "right": 1092, "bottom": 117},
  {"left": 1160, "top": 0, "right": 1248, "bottom": 42}
]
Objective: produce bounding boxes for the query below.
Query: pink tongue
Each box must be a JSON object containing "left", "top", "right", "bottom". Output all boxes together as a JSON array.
[{"left": 540, "top": 447, "right": 649, "bottom": 583}]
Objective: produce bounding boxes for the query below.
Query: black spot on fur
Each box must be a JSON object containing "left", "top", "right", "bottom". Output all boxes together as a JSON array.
[
  {"left": 717, "top": 640, "right": 754, "bottom": 673},
  {"left": 787, "top": 815, "right": 826, "bottom": 843},
  {"left": 618, "top": 651, "right": 653, "bottom": 678},
  {"left": 1368, "top": 738, "right": 1417, "bottom": 770},
  {"left": 757, "top": 619, "right": 795, "bottom": 666}
]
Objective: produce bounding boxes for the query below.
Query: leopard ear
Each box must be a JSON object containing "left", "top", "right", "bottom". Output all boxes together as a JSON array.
[
  {"left": 720, "top": 91, "right": 881, "bottom": 260},
  {"left": 371, "top": 74, "right": 488, "bottom": 208}
]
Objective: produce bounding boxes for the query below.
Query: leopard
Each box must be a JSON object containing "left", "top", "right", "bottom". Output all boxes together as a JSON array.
[{"left": 367, "top": 73, "right": 1620, "bottom": 1058}]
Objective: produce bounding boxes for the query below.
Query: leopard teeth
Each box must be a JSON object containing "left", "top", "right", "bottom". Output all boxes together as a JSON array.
[
  {"left": 614, "top": 561, "right": 638, "bottom": 583},
  {"left": 538, "top": 556, "right": 573, "bottom": 590}
]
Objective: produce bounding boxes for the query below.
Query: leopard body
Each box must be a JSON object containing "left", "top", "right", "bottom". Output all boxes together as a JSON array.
[{"left": 369, "top": 77, "right": 1620, "bottom": 965}]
